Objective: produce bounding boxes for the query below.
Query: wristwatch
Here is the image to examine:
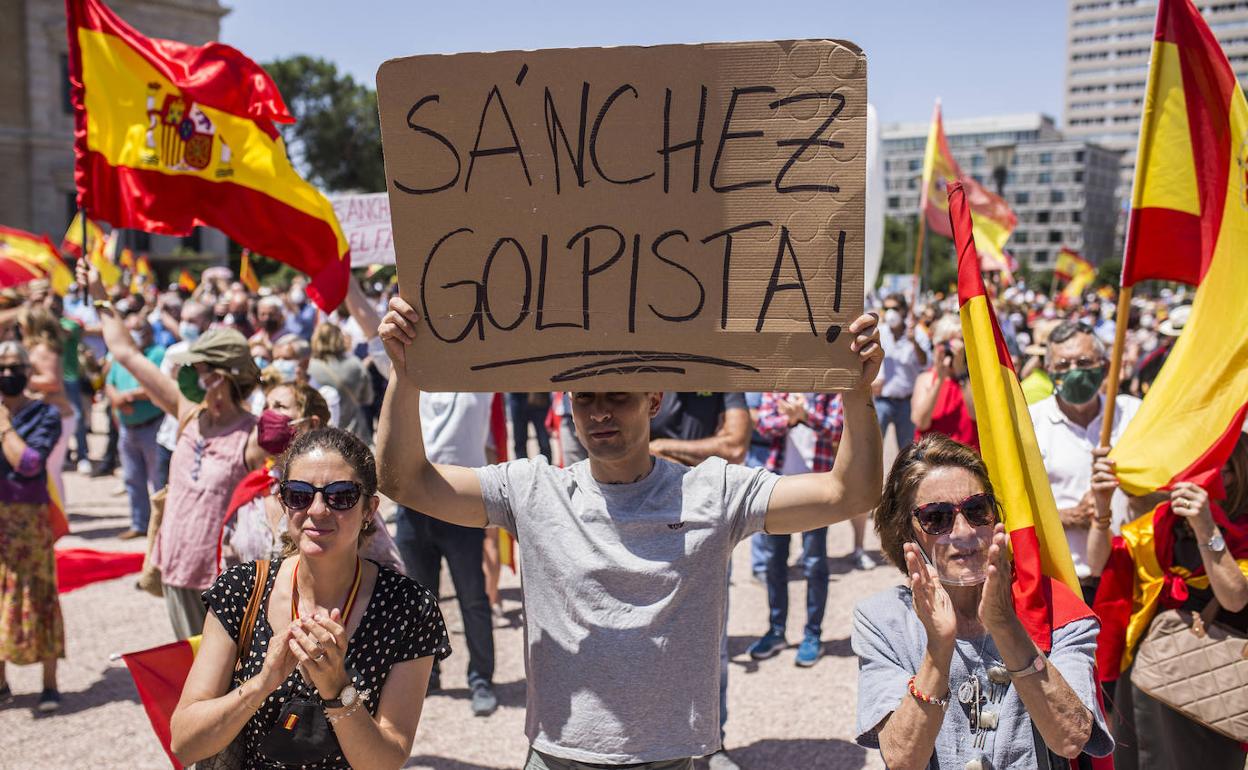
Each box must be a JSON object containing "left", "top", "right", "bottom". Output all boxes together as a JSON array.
[
  {"left": 1006, "top": 653, "right": 1047, "bottom": 679},
  {"left": 1202, "top": 529, "right": 1227, "bottom": 553},
  {"left": 322, "top": 684, "right": 359, "bottom": 710}
]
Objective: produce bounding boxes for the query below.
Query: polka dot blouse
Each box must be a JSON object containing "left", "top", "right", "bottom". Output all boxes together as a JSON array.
[{"left": 203, "top": 559, "right": 451, "bottom": 769}]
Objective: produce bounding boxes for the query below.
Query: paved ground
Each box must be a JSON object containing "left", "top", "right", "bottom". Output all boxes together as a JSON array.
[{"left": 1, "top": 434, "right": 902, "bottom": 770}]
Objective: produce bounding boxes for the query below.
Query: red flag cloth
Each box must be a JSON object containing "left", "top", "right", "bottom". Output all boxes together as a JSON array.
[
  {"left": 1092, "top": 538, "right": 1139, "bottom": 681},
  {"left": 54, "top": 547, "right": 144, "bottom": 593},
  {"left": 65, "top": 0, "right": 350, "bottom": 310},
  {"left": 121, "top": 639, "right": 196, "bottom": 769},
  {"left": 216, "top": 464, "right": 277, "bottom": 574}
]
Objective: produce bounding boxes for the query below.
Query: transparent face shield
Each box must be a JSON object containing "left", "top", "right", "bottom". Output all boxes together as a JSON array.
[{"left": 914, "top": 527, "right": 992, "bottom": 586}]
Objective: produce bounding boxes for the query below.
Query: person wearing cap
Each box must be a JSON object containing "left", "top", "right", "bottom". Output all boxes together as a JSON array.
[{"left": 79, "top": 263, "right": 268, "bottom": 638}]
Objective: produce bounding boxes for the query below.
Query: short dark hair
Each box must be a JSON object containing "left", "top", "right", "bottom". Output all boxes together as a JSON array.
[
  {"left": 874, "top": 433, "right": 1000, "bottom": 575},
  {"left": 280, "top": 427, "right": 377, "bottom": 497},
  {"left": 1048, "top": 320, "right": 1095, "bottom": 347}
]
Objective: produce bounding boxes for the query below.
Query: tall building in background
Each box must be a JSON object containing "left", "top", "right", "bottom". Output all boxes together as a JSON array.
[
  {"left": 0, "top": 0, "right": 229, "bottom": 263},
  {"left": 882, "top": 113, "right": 1121, "bottom": 269},
  {"left": 1064, "top": 0, "right": 1248, "bottom": 238}
]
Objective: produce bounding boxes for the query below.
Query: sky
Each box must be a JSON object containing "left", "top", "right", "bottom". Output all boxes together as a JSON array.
[{"left": 220, "top": 0, "right": 1069, "bottom": 128}]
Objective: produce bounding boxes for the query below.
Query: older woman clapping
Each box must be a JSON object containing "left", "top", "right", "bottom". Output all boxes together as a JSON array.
[{"left": 852, "top": 434, "right": 1113, "bottom": 769}]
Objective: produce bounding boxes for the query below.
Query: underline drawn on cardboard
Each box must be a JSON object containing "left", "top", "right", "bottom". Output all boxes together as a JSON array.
[
  {"left": 470, "top": 350, "right": 760, "bottom": 383},
  {"left": 377, "top": 40, "right": 867, "bottom": 391}
]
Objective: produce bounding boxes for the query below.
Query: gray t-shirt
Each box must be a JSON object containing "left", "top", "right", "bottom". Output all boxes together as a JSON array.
[
  {"left": 475, "top": 456, "right": 778, "bottom": 764},
  {"left": 852, "top": 586, "right": 1113, "bottom": 768}
]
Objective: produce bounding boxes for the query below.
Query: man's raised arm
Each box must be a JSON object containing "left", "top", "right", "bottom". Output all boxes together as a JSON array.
[
  {"left": 763, "top": 313, "right": 884, "bottom": 535},
  {"left": 375, "top": 296, "right": 489, "bottom": 528}
]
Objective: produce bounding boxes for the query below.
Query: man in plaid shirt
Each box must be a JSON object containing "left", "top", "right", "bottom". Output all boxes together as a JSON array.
[{"left": 747, "top": 391, "right": 875, "bottom": 668}]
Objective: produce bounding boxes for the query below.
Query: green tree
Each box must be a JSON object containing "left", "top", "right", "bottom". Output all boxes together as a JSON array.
[{"left": 264, "top": 55, "right": 385, "bottom": 193}]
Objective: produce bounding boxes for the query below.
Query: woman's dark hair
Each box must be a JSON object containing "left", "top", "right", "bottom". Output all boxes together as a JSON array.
[
  {"left": 1225, "top": 432, "right": 1248, "bottom": 520},
  {"left": 875, "top": 433, "right": 1000, "bottom": 576},
  {"left": 279, "top": 427, "right": 377, "bottom": 497}
]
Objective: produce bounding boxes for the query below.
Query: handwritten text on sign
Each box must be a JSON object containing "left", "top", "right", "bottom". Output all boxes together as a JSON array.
[{"left": 377, "top": 40, "right": 866, "bottom": 391}]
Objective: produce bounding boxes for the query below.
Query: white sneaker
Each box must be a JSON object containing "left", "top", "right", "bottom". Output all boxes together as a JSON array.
[
  {"left": 77, "top": 459, "right": 92, "bottom": 474},
  {"left": 852, "top": 549, "right": 878, "bottom": 571}
]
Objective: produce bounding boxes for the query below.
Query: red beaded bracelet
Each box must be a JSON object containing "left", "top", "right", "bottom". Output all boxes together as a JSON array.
[{"left": 907, "top": 675, "right": 950, "bottom": 707}]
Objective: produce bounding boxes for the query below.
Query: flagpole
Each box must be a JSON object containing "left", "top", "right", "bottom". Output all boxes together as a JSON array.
[
  {"left": 1099, "top": 285, "right": 1133, "bottom": 447},
  {"left": 911, "top": 213, "right": 926, "bottom": 293},
  {"left": 80, "top": 206, "right": 88, "bottom": 266}
]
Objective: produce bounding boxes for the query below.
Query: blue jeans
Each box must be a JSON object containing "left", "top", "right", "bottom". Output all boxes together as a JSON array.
[
  {"left": 875, "top": 395, "right": 915, "bottom": 450},
  {"left": 394, "top": 507, "right": 495, "bottom": 688},
  {"left": 765, "top": 528, "right": 829, "bottom": 639},
  {"left": 63, "top": 379, "right": 90, "bottom": 463},
  {"left": 120, "top": 416, "right": 163, "bottom": 532},
  {"left": 508, "top": 393, "right": 551, "bottom": 460}
]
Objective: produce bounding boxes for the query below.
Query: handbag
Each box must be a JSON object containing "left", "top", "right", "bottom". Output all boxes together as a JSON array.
[
  {"left": 137, "top": 407, "right": 203, "bottom": 597},
  {"left": 1130, "top": 596, "right": 1248, "bottom": 743},
  {"left": 194, "top": 558, "right": 272, "bottom": 770},
  {"left": 258, "top": 697, "right": 340, "bottom": 765}
]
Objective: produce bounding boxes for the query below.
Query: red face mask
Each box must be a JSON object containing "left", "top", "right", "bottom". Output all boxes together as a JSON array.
[{"left": 257, "top": 409, "right": 297, "bottom": 455}]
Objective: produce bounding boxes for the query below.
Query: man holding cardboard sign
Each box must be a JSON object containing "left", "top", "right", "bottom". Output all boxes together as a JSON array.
[
  {"left": 375, "top": 297, "right": 882, "bottom": 768},
  {"left": 374, "top": 38, "right": 874, "bottom": 767}
]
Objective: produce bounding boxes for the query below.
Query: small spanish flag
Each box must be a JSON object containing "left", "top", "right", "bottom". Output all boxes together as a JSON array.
[
  {"left": 61, "top": 210, "right": 105, "bottom": 260},
  {"left": 0, "top": 226, "right": 74, "bottom": 295},
  {"left": 119, "top": 247, "right": 135, "bottom": 270},
  {"left": 121, "top": 635, "right": 202, "bottom": 770},
  {"left": 282, "top": 712, "right": 300, "bottom": 731},
  {"left": 136, "top": 252, "right": 152, "bottom": 277},
  {"left": 91, "top": 230, "right": 123, "bottom": 289},
  {"left": 178, "top": 268, "right": 196, "bottom": 293},
  {"left": 239, "top": 249, "right": 259, "bottom": 292}
]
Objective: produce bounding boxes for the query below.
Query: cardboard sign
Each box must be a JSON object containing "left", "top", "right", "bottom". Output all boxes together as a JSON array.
[
  {"left": 329, "top": 193, "right": 396, "bottom": 267},
  {"left": 377, "top": 40, "right": 866, "bottom": 391}
]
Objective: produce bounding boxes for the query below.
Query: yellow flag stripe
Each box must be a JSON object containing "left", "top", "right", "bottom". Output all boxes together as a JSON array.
[
  {"left": 961, "top": 295, "right": 1081, "bottom": 592},
  {"left": 1134, "top": 41, "right": 1201, "bottom": 215}
]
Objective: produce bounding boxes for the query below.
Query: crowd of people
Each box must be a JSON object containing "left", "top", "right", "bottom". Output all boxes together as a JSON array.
[{"left": 0, "top": 256, "right": 1241, "bottom": 770}]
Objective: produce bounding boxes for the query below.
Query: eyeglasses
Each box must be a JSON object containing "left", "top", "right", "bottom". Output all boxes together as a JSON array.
[
  {"left": 278, "top": 480, "right": 363, "bottom": 511},
  {"left": 1049, "top": 357, "right": 1104, "bottom": 374},
  {"left": 911, "top": 492, "right": 997, "bottom": 536}
]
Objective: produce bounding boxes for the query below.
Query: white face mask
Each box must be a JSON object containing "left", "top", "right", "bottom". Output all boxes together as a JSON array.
[
  {"left": 1141, "top": 315, "right": 1156, "bottom": 330},
  {"left": 273, "top": 358, "right": 300, "bottom": 384},
  {"left": 884, "top": 309, "right": 903, "bottom": 329},
  {"left": 179, "top": 322, "right": 201, "bottom": 343}
]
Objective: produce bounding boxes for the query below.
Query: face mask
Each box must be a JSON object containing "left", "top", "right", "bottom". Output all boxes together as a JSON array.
[
  {"left": 291, "top": 288, "right": 307, "bottom": 306},
  {"left": 883, "top": 309, "right": 902, "bottom": 329},
  {"left": 254, "top": 356, "right": 270, "bottom": 370},
  {"left": 177, "top": 365, "right": 206, "bottom": 403},
  {"left": 261, "top": 317, "right": 283, "bottom": 334},
  {"left": 179, "top": 322, "right": 201, "bottom": 343},
  {"left": 0, "top": 372, "right": 28, "bottom": 397},
  {"left": 1053, "top": 365, "right": 1106, "bottom": 406},
  {"left": 257, "top": 409, "right": 297, "bottom": 455},
  {"left": 273, "top": 358, "right": 300, "bottom": 384},
  {"left": 130, "top": 331, "right": 147, "bottom": 348},
  {"left": 1140, "top": 315, "right": 1156, "bottom": 330}
]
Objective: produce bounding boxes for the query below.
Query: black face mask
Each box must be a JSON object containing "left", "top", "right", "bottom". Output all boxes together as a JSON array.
[{"left": 0, "top": 372, "right": 28, "bottom": 397}]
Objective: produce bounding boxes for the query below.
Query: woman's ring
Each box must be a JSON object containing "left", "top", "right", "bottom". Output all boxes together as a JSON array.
[{"left": 313, "top": 651, "right": 327, "bottom": 661}]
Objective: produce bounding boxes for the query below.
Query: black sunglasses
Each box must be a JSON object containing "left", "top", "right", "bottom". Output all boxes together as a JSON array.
[
  {"left": 278, "top": 480, "right": 363, "bottom": 512},
  {"left": 911, "top": 492, "right": 997, "bottom": 536}
]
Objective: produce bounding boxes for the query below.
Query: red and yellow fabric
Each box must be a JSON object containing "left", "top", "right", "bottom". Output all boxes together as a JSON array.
[
  {"left": 0, "top": 226, "right": 73, "bottom": 295},
  {"left": 118, "top": 246, "right": 135, "bottom": 271},
  {"left": 1055, "top": 248, "right": 1097, "bottom": 308},
  {"left": 55, "top": 547, "right": 144, "bottom": 593},
  {"left": 60, "top": 210, "right": 105, "bottom": 260},
  {"left": 136, "top": 252, "right": 152, "bottom": 278},
  {"left": 1110, "top": 0, "right": 1248, "bottom": 499},
  {"left": 46, "top": 477, "right": 69, "bottom": 542},
  {"left": 1094, "top": 502, "right": 1248, "bottom": 676},
  {"left": 65, "top": 0, "right": 350, "bottom": 311},
  {"left": 92, "top": 230, "right": 123, "bottom": 288},
  {"left": 920, "top": 102, "right": 1018, "bottom": 272},
  {"left": 122, "top": 635, "right": 202, "bottom": 769},
  {"left": 238, "top": 248, "right": 259, "bottom": 293},
  {"left": 178, "top": 269, "right": 197, "bottom": 293},
  {"left": 950, "top": 180, "right": 1091, "bottom": 652},
  {"left": 0, "top": 251, "right": 45, "bottom": 290}
]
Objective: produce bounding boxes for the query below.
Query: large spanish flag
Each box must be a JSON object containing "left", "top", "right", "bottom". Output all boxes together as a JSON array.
[
  {"left": 0, "top": 226, "right": 74, "bottom": 295},
  {"left": 920, "top": 102, "right": 1017, "bottom": 273},
  {"left": 122, "top": 635, "right": 201, "bottom": 769},
  {"left": 950, "top": 181, "right": 1091, "bottom": 652},
  {"left": 64, "top": 0, "right": 350, "bottom": 311},
  {"left": 1108, "top": 0, "right": 1248, "bottom": 499}
]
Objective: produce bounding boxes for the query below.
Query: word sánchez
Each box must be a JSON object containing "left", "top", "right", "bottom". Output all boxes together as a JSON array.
[
  {"left": 392, "top": 73, "right": 848, "bottom": 197},
  {"left": 420, "top": 222, "right": 848, "bottom": 344}
]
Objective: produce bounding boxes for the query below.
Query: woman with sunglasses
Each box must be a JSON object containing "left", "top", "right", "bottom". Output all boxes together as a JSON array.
[
  {"left": 218, "top": 381, "right": 403, "bottom": 573},
  {"left": 172, "top": 427, "right": 450, "bottom": 769},
  {"left": 0, "top": 340, "right": 65, "bottom": 712},
  {"left": 852, "top": 434, "right": 1112, "bottom": 769}
]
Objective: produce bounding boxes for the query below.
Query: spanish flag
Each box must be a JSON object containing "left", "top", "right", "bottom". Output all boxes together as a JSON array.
[
  {"left": 65, "top": 0, "right": 350, "bottom": 311},
  {"left": 177, "top": 268, "right": 196, "bottom": 293},
  {"left": 950, "top": 181, "right": 1092, "bottom": 652},
  {"left": 0, "top": 226, "right": 74, "bottom": 295},
  {"left": 920, "top": 102, "right": 1017, "bottom": 274},
  {"left": 136, "top": 252, "right": 152, "bottom": 278},
  {"left": 1092, "top": 0, "right": 1248, "bottom": 678},
  {"left": 1054, "top": 247, "right": 1096, "bottom": 308},
  {"left": 1108, "top": 0, "right": 1248, "bottom": 499},
  {"left": 0, "top": 252, "right": 44, "bottom": 290},
  {"left": 61, "top": 210, "right": 105, "bottom": 260},
  {"left": 93, "top": 230, "right": 123, "bottom": 289},
  {"left": 238, "top": 248, "right": 259, "bottom": 293},
  {"left": 122, "top": 635, "right": 201, "bottom": 769}
]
